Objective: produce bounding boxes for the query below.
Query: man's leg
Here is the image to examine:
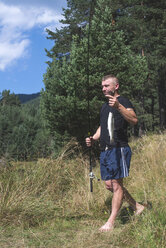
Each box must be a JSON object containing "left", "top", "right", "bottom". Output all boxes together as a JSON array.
[
  {"left": 105, "top": 182, "right": 145, "bottom": 215},
  {"left": 99, "top": 178, "right": 123, "bottom": 232},
  {"left": 123, "top": 187, "right": 145, "bottom": 215},
  {"left": 106, "top": 183, "right": 145, "bottom": 215}
]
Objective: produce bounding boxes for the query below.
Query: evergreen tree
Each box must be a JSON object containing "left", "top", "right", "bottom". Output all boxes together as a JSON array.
[
  {"left": 45, "top": 0, "right": 92, "bottom": 60},
  {"left": 44, "top": 0, "right": 165, "bottom": 131},
  {"left": 0, "top": 92, "right": 51, "bottom": 160},
  {"left": 41, "top": 0, "right": 148, "bottom": 148},
  {"left": 110, "top": 0, "right": 166, "bottom": 130},
  {"left": 0, "top": 90, "right": 21, "bottom": 106}
]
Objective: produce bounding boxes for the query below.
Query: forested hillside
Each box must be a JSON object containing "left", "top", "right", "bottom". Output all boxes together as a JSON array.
[
  {"left": 0, "top": 90, "right": 51, "bottom": 160},
  {"left": 17, "top": 92, "right": 40, "bottom": 104}
]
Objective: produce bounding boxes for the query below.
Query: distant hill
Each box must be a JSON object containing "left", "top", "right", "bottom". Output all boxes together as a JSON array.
[{"left": 16, "top": 93, "right": 40, "bottom": 104}]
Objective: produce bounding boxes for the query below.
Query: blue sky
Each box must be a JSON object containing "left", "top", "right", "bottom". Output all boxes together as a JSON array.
[{"left": 0, "top": 0, "right": 67, "bottom": 94}]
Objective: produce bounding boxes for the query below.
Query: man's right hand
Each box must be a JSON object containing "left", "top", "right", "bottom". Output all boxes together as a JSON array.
[{"left": 85, "top": 137, "right": 93, "bottom": 147}]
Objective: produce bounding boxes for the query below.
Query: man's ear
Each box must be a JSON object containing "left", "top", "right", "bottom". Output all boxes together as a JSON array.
[{"left": 115, "top": 83, "right": 119, "bottom": 90}]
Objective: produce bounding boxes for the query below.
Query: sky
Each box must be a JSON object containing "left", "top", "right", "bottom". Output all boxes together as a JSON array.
[{"left": 0, "top": 0, "right": 67, "bottom": 94}]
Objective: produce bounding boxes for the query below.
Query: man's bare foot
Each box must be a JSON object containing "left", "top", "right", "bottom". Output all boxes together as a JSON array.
[
  {"left": 134, "top": 204, "right": 145, "bottom": 216},
  {"left": 99, "top": 222, "right": 114, "bottom": 232}
]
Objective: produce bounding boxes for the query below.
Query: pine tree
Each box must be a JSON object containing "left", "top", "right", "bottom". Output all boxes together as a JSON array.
[
  {"left": 41, "top": 0, "right": 148, "bottom": 147},
  {"left": 110, "top": 0, "right": 166, "bottom": 130},
  {"left": 45, "top": 0, "right": 92, "bottom": 60},
  {"left": 0, "top": 90, "right": 21, "bottom": 107},
  {"left": 0, "top": 92, "right": 51, "bottom": 160}
]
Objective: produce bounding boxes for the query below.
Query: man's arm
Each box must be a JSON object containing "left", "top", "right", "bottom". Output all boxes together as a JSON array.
[
  {"left": 106, "top": 95, "right": 138, "bottom": 125},
  {"left": 117, "top": 104, "right": 138, "bottom": 125},
  {"left": 86, "top": 126, "right": 101, "bottom": 147},
  {"left": 92, "top": 126, "right": 101, "bottom": 140}
]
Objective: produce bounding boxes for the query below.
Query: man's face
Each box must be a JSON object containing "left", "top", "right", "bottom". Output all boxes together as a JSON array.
[{"left": 101, "top": 78, "right": 117, "bottom": 96}]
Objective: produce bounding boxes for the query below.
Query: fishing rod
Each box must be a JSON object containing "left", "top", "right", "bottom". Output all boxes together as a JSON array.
[{"left": 87, "top": 0, "right": 96, "bottom": 193}]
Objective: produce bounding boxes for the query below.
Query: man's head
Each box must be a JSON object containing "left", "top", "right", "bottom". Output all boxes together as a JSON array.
[{"left": 101, "top": 74, "right": 119, "bottom": 96}]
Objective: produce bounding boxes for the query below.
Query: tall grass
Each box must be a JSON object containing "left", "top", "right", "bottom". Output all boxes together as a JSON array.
[{"left": 0, "top": 134, "right": 165, "bottom": 247}]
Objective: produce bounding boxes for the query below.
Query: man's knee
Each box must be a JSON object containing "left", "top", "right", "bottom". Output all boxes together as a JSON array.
[
  {"left": 111, "top": 179, "right": 123, "bottom": 193},
  {"left": 105, "top": 179, "right": 123, "bottom": 193},
  {"left": 105, "top": 180, "right": 113, "bottom": 192}
]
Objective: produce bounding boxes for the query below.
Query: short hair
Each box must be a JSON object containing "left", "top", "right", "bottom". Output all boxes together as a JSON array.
[{"left": 102, "top": 74, "right": 119, "bottom": 85}]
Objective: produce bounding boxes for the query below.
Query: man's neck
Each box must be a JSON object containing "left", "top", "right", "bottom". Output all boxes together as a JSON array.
[{"left": 114, "top": 91, "right": 120, "bottom": 97}]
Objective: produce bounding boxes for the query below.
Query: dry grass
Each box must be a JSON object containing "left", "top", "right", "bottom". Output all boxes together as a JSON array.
[
  {"left": 0, "top": 133, "right": 165, "bottom": 247},
  {"left": 128, "top": 133, "right": 166, "bottom": 205}
]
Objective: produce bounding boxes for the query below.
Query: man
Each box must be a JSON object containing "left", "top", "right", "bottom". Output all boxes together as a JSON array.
[{"left": 86, "top": 74, "right": 145, "bottom": 232}]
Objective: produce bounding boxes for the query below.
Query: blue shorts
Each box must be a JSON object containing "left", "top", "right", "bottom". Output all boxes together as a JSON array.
[{"left": 100, "top": 146, "right": 132, "bottom": 180}]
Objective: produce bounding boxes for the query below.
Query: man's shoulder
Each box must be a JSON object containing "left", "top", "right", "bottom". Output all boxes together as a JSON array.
[
  {"left": 118, "top": 96, "right": 133, "bottom": 108},
  {"left": 100, "top": 102, "right": 109, "bottom": 115},
  {"left": 118, "top": 95, "right": 130, "bottom": 102},
  {"left": 101, "top": 102, "right": 108, "bottom": 109}
]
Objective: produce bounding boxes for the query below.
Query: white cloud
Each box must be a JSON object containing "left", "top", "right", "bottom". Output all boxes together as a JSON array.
[
  {"left": 0, "top": 1, "right": 64, "bottom": 71},
  {"left": 35, "top": 9, "right": 61, "bottom": 25},
  {"left": 0, "top": 40, "right": 30, "bottom": 70}
]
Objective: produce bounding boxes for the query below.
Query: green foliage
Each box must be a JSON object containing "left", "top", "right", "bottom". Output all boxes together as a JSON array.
[
  {"left": 41, "top": 0, "right": 148, "bottom": 147},
  {"left": 17, "top": 92, "right": 40, "bottom": 104},
  {"left": 0, "top": 92, "right": 51, "bottom": 160},
  {"left": 45, "top": 0, "right": 92, "bottom": 59},
  {"left": 111, "top": 0, "right": 166, "bottom": 129},
  {"left": 44, "top": 0, "right": 166, "bottom": 137},
  {"left": 0, "top": 90, "right": 21, "bottom": 106}
]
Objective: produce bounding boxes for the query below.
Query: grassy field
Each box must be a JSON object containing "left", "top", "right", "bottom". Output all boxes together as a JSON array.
[{"left": 0, "top": 134, "right": 165, "bottom": 247}]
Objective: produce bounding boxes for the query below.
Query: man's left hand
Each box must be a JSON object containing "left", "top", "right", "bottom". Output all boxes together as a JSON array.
[{"left": 105, "top": 95, "right": 119, "bottom": 109}]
